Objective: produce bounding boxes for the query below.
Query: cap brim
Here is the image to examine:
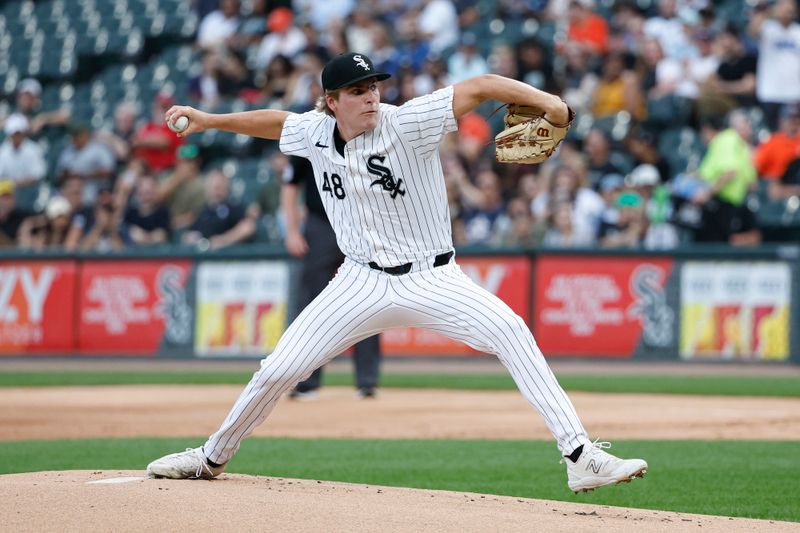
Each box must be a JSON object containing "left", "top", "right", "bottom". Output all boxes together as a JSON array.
[{"left": 328, "top": 72, "right": 391, "bottom": 91}]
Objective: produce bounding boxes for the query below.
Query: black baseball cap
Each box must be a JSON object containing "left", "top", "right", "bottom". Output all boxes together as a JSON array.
[{"left": 321, "top": 53, "right": 391, "bottom": 91}]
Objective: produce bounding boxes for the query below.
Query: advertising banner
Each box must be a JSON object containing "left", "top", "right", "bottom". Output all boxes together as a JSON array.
[
  {"left": 534, "top": 256, "right": 677, "bottom": 357},
  {"left": 0, "top": 261, "right": 77, "bottom": 353},
  {"left": 195, "top": 261, "right": 289, "bottom": 357},
  {"left": 78, "top": 261, "right": 193, "bottom": 354},
  {"left": 680, "top": 262, "right": 790, "bottom": 360},
  {"left": 381, "top": 256, "right": 531, "bottom": 356}
]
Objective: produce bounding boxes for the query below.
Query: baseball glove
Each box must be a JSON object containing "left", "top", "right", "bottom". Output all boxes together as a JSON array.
[{"left": 494, "top": 104, "right": 575, "bottom": 164}]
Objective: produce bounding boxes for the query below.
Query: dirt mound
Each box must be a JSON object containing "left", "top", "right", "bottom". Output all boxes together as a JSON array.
[{"left": 1, "top": 471, "right": 795, "bottom": 533}]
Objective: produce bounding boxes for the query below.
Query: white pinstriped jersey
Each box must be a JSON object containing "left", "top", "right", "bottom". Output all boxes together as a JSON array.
[{"left": 279, "top": 86, "right": 458, "bottom": 266}]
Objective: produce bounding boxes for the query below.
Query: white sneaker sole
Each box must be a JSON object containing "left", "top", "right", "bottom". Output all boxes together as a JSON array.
[{"left": 570, "top": 465, "right": 648, "bottom": 494}]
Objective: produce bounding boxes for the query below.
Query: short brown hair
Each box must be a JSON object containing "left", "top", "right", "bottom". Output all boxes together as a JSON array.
[{"left": 314, "top": 90, "right": 340, "bottom": 116}]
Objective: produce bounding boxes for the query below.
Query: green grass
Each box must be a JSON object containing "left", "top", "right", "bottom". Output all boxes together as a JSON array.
[
  {"left": 0, "top": 370, "right": 799, "bottom": 397},
  {"left": 0, "top": 438, "right": 797, "bottom": 522}
]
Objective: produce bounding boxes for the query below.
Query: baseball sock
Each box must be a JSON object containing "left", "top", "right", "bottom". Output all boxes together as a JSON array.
[
  {"left": 565, "top": 445, "right": 584, "bottom": 463},
  {"left": 202, "top": 447, "right": 224, "bottom": 468}
]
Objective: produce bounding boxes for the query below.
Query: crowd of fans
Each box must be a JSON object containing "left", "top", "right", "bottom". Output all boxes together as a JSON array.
[{"left": 1, "top": 0, "right": 800, "bottom": 253}]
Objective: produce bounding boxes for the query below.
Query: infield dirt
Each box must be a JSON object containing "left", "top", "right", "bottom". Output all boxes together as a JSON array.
[{"left": 1, "top": 385, "right": 798, "bottom": 441}]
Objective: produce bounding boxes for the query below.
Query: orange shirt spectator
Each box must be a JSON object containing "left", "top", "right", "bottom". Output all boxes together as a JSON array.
[
  {"left": 567, "top": 1, "right": 609, "bottom": 56},
  {"left": 753, "top": 105, "right": 800, "bottom": 180}
]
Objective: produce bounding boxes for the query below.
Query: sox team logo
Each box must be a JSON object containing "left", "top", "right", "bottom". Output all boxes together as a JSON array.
[
  {"left": 367, "top": 155, "right": 405, "bottom": 198},
  {"left": 353, "top": 55, "right": 370, "bottom": 71}
]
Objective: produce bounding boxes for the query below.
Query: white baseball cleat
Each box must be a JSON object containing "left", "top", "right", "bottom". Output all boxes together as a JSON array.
[
  {"left": 564, "top": 440, "right": 647, "bottom": 493},
  {"left": 147, "top": 447, "right": 225, "bottom": 480}
]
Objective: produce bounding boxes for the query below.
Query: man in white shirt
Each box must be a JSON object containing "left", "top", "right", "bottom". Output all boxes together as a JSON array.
[
  {"left": 197, "top": 0, "right": 241, "bottom": 50},
  {"left": 0, "top": 114, "right": 46, "bottom": 188},
  {"left": 749, "top": 0, "right": 800, "bottom": 129},
  {"left": 147, "top": 52, "right": 648, "bottom": 494}
]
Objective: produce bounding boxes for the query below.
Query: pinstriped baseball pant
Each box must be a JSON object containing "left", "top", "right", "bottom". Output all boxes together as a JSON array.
[{"left": 203, "top": 258, "right": 590, "bottom": 465}]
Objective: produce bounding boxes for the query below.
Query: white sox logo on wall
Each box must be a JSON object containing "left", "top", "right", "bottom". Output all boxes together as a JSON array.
[
  {"left": 353, "top": 55, "right": 370, "bottom": 71},
  {"left": 367, "top": 155, "right": 405, "bottom": 198}
]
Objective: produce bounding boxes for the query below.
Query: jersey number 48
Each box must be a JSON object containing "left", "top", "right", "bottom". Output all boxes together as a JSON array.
[{"left": 322, "top": 172, "right": 346, "bottom": 200}]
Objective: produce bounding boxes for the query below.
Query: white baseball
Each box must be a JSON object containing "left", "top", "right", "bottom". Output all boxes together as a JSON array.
[{"left": 168, "top": 115, "right": 189, "bottom": 133}]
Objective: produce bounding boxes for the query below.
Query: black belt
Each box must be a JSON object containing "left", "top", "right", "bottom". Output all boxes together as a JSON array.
[{"left": 368, "top": 251, "right": 454, "bottom": 276}]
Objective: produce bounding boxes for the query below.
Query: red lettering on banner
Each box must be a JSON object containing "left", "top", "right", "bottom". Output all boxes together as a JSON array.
[
  {"left": 541, "top": 274, "right": 624, "bottom": 336},
  {"left": 535, "top": 256, "right": 674, "bottom": 357},
  {"left": 78, "top": 261, "right": 191, "bottom": 354}
]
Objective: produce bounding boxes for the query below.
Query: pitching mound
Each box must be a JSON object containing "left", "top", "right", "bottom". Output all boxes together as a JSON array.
[{"left": 1, "top": 471, "right": 795, "bottom": 533}]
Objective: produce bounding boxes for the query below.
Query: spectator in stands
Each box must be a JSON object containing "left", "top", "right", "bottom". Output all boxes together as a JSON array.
[
  {"left": 123, "top": 174, "right": 171, "bottom": 247},
  {"left": 608, "top": 1, "right": 647, "bottom": 56},
  {"left": 543, "top": 200, "right": 597, "bottom": 247},
  {"left": 255, "top": 7, "right": 307, "bottom": 71},
  {"left": 488, "top": 43, "right": 519, "bottom": 80},
  {"left": 455, "top": 112, "right": 491, "bottom": 181},
  {"left": 561, "top": 0, "right": 609, "bottom": 59},
  {"left": 227, "top": 0, "right": 269, "bottom": 51},
  {"left": 440, "top": 150, "right": 467, "bottom": 241},
  {"left": 131, "top": 93, "right": 184, "bottom": 175},
  {"left": 454, "top": 168, "right": 507, "bottom": 245},
  {"left": 584, "top": 128, "right": 623, "bottom": 190},
  {"left": 596, "top": 172, "right": 625, "bottom": 230},
  {"left": 197, "top": 0, "right": 241, "bottom": 50},
  {"left": 517, "top": 171, "right": 547, "bottom": 213},
  {"left": 754, "top": 104, "right": 800, "bottom": 182},
  {"left": 157, "top": 144, "right": 207, "bottom": 230},
  {"left": 773, "top": 154, "right": 800, "bottom": 199},
  {"left": 494, "top": 197, "right": 546, "bottom": 247},
  {"left": 0, "top": 114, "right": 46, "bottom": 189},
  {"left": 18, "top": 196, "right": 73, "bottom": 251},
  {"left": 447, "top": 32, "right": 489, "bottom": 84},
  {"left": 701, "top": 26, "right": 758, "bottom": 114},
  {"left": 182, "top": 169, "right": 255, "bottom": 250},
  {"left": 643, "top": 0, "right": 693, "bottom": 60},
  {"left": 59, "top": 175, "right": 85, "bottom": 215},
  {"left": 346, "top": 7, "right": 379, "bottom": 56},
  {"left": 598, "top": 191, "right": 647, "bottom": 248},
  {"left": 295, "top": 0, "right": 355, "bottom": 31},
  {"left": 517, "top": 38, "right": 554, "bottom": 91},
  {"left": 66, "top": 184, "right": 125, "bottom": 252},
  {"left": 0, "top": 180, "right": 31, "bottom": 247},
  {"left": 95, "top": 102, "right": 139, "bottom": 168},
  {"left": 255, "top": 55, "right": 296, "bottom": 108},
  {"left": 625, "top": 128, "right": 672, "bottom": 183},
  {"left": 11, "top": 78, "right": 70, "bottom": 137},
  {"left": 626, "top": 164, "right": 679, "bottom": 249},
  {"left": 369, "top": 24, "right": 398, "bottom": 76},
  {"left": 675, "top": 28, "right": 720, "bottom": 100},
  {"left": 416, "top": 0, "right": 460, "bottom": 55},
  {"left": 413, "top": 56, "right": 449, "bottom": 96},
  {"left": 749, "top": 0, "right": 800, "bottom": 130},
  {"left": 56, "top": 123, "right": 116, "bottom": 205},
  {"left": 693, "top": 112, "right": 761, "bottom": 245},
  {"left": 532, "top": 163, "right": 605, "bottom": 240},
  {"left": 190, "top": 49, "right": 252, "bottom": 108},
  {"left": 281, "top": 54, "right": 325, "bottom": 112},
  {"left": 393, "top": 26, "right": 432, "bottom": 74},
  {"left": 590, "top": 53, "right": 645, "bottom": 120}
]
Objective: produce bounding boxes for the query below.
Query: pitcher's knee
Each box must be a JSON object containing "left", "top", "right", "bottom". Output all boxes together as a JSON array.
[
  {"left": 502, "top": 315, "right": 532, "bottom": 342},
  {"left": 254, "top": 359, "right": 315, "bottom": 392}
]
